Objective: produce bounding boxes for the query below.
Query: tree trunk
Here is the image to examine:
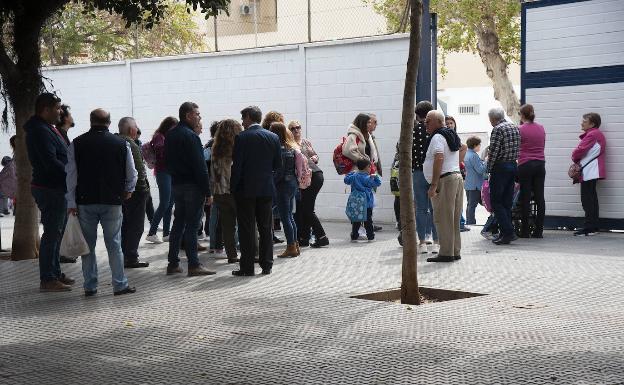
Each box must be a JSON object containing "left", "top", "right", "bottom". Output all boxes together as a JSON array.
[
  {"left": 475, "top": 16, "right": 520, "bottom": 123},
  {"left": 11, "top": 103, "right": 40, "bottom": 261},
  {"left": 399, "top": 0, "right": 423, "bottom": 306}
]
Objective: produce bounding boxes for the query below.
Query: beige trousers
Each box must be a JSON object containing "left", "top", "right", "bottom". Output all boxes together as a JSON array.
[{"left": 431, "top": 173, "right": 464, "bottom": 257}]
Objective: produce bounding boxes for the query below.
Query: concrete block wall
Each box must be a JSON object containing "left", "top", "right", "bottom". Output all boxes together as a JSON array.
[{"left": 37, "top": 34, "right": 412, "bottom": 223}]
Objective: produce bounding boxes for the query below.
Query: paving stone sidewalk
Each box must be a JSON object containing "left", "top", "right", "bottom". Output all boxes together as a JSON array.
[{"left": 1, "top": 217, "right": 623, "bottom": 384}]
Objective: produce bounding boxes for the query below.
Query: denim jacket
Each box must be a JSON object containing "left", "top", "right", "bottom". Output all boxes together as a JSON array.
[{"left": 464, "top": 149, "right": 487, "bottom": 190}]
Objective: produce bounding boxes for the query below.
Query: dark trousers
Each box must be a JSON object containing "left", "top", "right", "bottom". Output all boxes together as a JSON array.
[
  {"left": 121, "top": 190, "right": 148, "bottom": 263},
  {"left": 465, "top": 190, "right": 481, "bottom": 225},
  {"left": 394, "top": 196, "right": 400, "bottom": 227},
  {"left": 581, "top": 179, "right": 599, "bottom": 230},
  {"left": 235, "top": 195, "right": 273, "bottom": 273},
  {"left": 518, "top": 160, "right": 546, "bottom": 234},
  {"left": 145, "top": 192, "right": 154, "bottom": 223},
  {"left": 351, "top": 208, "right": 374, "bottom": 240},
  {"left": 295, "top": 171, "right": 326, "bottom": 242},
  {"left": 31, "top": 187, "right": 66, "bottom": 282},
  {"left": 168, "top": 184, "right": 205, "bottom": 268},
  {"left": 214, "top": 194, "right": 237, "bottom": 259},
  {"left": 489, "top": 162, "right": 517, "bottom": 237}
]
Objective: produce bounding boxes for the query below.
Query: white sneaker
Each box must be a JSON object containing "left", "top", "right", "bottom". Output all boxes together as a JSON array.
[
  {"left": 417, "top": 244, "right": 428, "bottom": 254},
  {"left": 146, "top": 234, "right": 163, "bottom": 244},
  {"left": 428, "top": 243, "right": 439, "bottom": 254},
  {"left": 162, "top": 236, "right": 169, "bottom": 242}
]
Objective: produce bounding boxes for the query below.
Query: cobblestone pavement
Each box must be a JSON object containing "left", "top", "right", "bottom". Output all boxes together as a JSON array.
[{"left": 1, "top": 217, "right": 623, "bottom": 384}]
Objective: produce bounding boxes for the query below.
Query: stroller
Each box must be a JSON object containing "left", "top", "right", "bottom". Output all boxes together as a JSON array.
[{"left": 481, "top": 180, "right": 536, "bottom": 237}]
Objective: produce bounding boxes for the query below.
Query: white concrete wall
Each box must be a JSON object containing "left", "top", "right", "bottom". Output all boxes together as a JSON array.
[
  {"left": 33, "top": 35, "right": 411, "bottom": 223},
  {"left": 526, "top": 82, "right": 624, "bottom": 220},
  {"left": 526, "top": 0, "right": 624, "bottom": 72}
]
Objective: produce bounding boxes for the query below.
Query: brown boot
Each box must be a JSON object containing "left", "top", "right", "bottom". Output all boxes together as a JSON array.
[
  {"left": 277, "top": 244, "right": 298, "bottom": 258},
  {"left": 187, "top": 264, "right": 216, "bottom": 276},
  {"left": 40, "top": 280, "right": 72, "bottom": 292},
  {"left": 295, "top": 242, "right": 301, "bottom": 256}
]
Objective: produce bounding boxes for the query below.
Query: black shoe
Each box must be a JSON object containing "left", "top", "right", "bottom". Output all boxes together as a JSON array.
[
  {"left": 84, "top": 289, "right": 97, "bottom": 297},
  {"left": 60, "top": 255, "right": 78, "bottom": 264},
  {"left": 397, "top": 233, "right": 403, "bottom": 246},
  {"left": 232, "top": 270, "right": 255, "bottom": 277},
  {"left": 113, "top": 286, "right": 136, "bottom": 296},
  {"left": 453, "top": 255, "right": 461, "bottom": 260},
  {"left": 460, "top": 226, "right": 471, "bottom": 232},
  {"left": 261, "top": 268, "right": 272, "bottom": 275},
  {"left": 531, "top": 232, "right": 543, "bottom": 238},
  {"left": 310, "top": 236, "right": 329, "bottom": 248},
  {"left": 574, "top": 228, "right": 598, "bottom": 236},
  {"left": 426, "top": 255, "right": 454, "bottom": 262},
  {"left": 298, "top": 239, "right": 310, "bottom": 247},
  {"left": 518, "top": 232, "right": 531, "bottom": 239},
  {"left": 493, "top": 234, "right": 517, "bottom": 245},
  {"left": 124, "top": 260, "right": 150, "bottom": 268},
  {"left": 273, "top": 235, "right": 284, "bottom": 244},
  {"left": 373, "top": 225, "right": 383, "bottom": 232}
]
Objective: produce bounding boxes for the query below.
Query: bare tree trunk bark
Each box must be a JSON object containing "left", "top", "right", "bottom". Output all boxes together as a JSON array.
[
  {"left": 476, "top": 16, "right": 520, "bottom": 123},
  {"left": 11, "top": 104, "right": 40, "bottom": 261},
  {"left": 399, "top": 0, "right": 423, "bottom": 306}
]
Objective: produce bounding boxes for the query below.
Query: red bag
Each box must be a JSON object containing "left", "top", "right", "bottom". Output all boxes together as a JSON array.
[{"left": 333, "top": 136, "right": 356, "bottom": 175}]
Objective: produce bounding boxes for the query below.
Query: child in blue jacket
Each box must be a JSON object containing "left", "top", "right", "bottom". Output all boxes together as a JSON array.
[{"left": 344, "top": 159, "right": 382, "bottom": 241}]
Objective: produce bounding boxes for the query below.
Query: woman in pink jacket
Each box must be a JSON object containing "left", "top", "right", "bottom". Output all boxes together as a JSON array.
[{"left": 571, "top": 112, "right": 606, "bottom": 236}]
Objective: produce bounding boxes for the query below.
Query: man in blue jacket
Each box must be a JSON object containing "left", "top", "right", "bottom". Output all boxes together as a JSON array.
[
  {"left": 231, "top": 106, "right": 282, "bottom": 276},
  {"left": 165, "top": 102, "right": 215, "bottom": 277},
  {"left": 25, "top": 93, "right": 75, "bottom": 292}
]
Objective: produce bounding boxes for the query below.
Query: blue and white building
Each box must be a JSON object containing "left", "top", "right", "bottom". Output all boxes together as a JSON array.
[{"left": 522, "top": 0, "right": 624, "bottom": 229}]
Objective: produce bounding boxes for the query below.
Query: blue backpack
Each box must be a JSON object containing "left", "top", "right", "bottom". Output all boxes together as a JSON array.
[{"left": 345, "top": 190, "right": 367, "bottom": 222}]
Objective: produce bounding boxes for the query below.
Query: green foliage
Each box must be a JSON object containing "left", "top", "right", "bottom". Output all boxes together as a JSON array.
[
  {"left": 41, "top": 1, "right": 210, "bottom": 65},
  {"left": 363, "top": 0, "right": 520, "bottom": 64}
]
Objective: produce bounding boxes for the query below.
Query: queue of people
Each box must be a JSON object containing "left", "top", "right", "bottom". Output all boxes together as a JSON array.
[{"left": 17, "top": 90, "right": 608, "bottom": 293}]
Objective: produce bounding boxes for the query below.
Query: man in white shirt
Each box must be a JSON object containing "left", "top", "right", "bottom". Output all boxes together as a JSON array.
[{"left": 423, "top": 110, "right": 466, "bottom": 262}]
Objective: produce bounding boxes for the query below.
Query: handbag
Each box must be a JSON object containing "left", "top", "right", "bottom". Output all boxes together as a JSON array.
[
  {"left": 60, "top": 215, "right": 90, "bottom": 257},
  {"left": 568, "top": 154, "right": 600, "bottom": 184}
]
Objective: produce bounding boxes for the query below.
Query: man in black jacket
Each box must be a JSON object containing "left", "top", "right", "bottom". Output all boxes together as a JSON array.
[
  {"left": 165, "top": 102, "right": 215, "bottom": 277},
  {"left": 65, "top": 109, "right": 137, "bottom": 296},
  {"left": 231, "top": 106, "right": 282, "bottom": 276},
  {"left": 25, "top": 93, "right": 75, "bottom": 292}
]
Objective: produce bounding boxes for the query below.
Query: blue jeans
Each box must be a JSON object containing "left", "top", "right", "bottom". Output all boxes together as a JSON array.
[
  {"left": 465, "top": 190, "right": 481, "bottom": 225},
  {"left": 412, "top": 170, "right": 438, "bottom": 241},
  {"left": 148, "top": 171, "right": 174, "bottom": 237},
  {"left": 168, "top": 184, "right": 205, "bottom": 267},
  {"left": 31, "top": 187, "right": 66, "bottom": 282},
  {"left": 489, "top": 162, "right": 518, "bottom": 237},
  {"left": 209, "top": 202, "right": 221, "bottom": 249},
  {"left": 77, "top": 204, "right": 128, "bottom": 292},
  {"left": 275, "top": 178, "right": 298, "bottom": 244}
]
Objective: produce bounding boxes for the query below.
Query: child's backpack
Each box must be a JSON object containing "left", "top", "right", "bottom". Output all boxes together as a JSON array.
[
  {"left": 141, "top": 141, "right": 157, "bottom": 169},
  {"left": 295, "top": 151, "right": 312, "bottom": 189},
  {"left": 390, "top": 152, "right": 400, "bottom": 197},
  {"left": 345, "top": 190, "right": 368, "bottom": 222},
  {"left": 333, "top": 135, "right": 358, "bottom": 175}
]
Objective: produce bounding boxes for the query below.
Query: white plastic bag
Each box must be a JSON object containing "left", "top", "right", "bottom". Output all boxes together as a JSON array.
[{"left": 60, "top": 215, "right": 90, "bottom": 257}]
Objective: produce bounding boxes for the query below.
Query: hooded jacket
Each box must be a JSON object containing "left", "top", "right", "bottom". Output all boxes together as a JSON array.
[{"left": 342, "top": 124, "right": 378, "bottom": 172}]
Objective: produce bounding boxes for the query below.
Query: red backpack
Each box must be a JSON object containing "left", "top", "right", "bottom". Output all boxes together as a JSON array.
[{"left": 333, "top": 135, "right": 358, "bottom": 175}]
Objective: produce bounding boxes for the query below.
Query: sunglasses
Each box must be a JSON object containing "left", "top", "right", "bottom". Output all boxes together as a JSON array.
[{"left": 290, "top": 126, "right": 301, "bottom": 130}]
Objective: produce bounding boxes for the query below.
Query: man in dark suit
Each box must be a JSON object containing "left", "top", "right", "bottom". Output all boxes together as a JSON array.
[
  {"left": 231, "top": 106, "right": 282, "bottom": 276},
  {"left": 25, "top": 93, "right": 75, "bottom": 292}
]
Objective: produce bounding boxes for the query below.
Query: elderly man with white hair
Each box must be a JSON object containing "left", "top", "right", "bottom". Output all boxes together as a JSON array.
[
  {"left": 423, "top": 110, "right": 466, "bottom": 262},
  {"left": 486, "top": 107, "right": 520, "bottom": 245}
]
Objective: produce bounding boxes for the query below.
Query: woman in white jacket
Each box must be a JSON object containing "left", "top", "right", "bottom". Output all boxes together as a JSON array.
[{"left": 342, "top": 113, "right": 378, "bottom": 174}]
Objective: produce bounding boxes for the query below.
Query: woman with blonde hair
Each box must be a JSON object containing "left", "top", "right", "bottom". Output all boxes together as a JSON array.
[
  {"left": 211, "top": 119, "right": 244, "bottom": 263},
  {"left": 270, "top": 122, "right": 306, "bottom": 258},
  {"left": 288, "top": 120, "right": 328, "bottom": 248}
]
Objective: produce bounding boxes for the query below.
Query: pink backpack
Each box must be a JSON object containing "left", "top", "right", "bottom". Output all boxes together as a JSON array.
[{"left": 296, "top": 151, "right": 312, "bottom": 189}]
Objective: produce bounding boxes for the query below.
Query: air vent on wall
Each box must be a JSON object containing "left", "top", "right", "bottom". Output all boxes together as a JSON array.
[{"left": 458, "top": 104, "right": 480, "bottom": 115}]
